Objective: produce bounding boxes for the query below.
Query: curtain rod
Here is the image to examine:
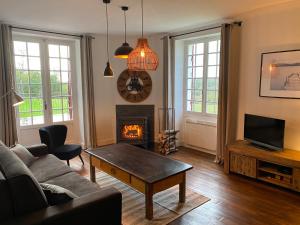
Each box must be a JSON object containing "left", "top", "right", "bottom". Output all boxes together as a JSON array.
[
  {"left": 169, "top": 21, "right": 242, "bottom": 39},
  {"left": 9, "top": 25, "right": 95, "bottom": 39}
]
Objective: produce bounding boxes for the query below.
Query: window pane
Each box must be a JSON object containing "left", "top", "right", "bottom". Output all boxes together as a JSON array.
[
  {"left": 207, "top": 78, "right": 217, "bottom": 90},
  {"left": 193, "top": 102, "right": 202, "bottom": 112},
  {"left": 15, "top": 56, "right": 28, "bottom": 70},
  {"left": 209, "top": 41, "right": 218, "bottom": 53},
  {"left": 208, "top": 53, "right": 217, "bottom": 65},
  {"left": 218, "top": 40, "right": 221, "bottom": 51},
  {"left": 14, "top": 41, "right": 27, "bottom": 55},
  {"left": 53, "top": 110, "right": 63, "bottom": 122},
  {"left": 32, "top": 111, "right": 44, "bottom": 125},
  {"left": 196, "top": 55, "right": 203, "bottom": 66},
  {"left": 188, "top": 44, "right": 194, "bottom": 55},
  {"left": 195, "top": 79, "right": 203, "bottom": 89},
  {"left": 19, "top": 113, "right": 32, "bottom": 126},
  {"left": 60, "top": 59, "right": 70, "bottom": 71},
  {"left": 32, "top": 98, "right": 44, "bottom": 111},
  {"left": 49, "top": 58, "right": 60, "bottom": 70},
  {"left": 63, "top": 108, "right": 72, "bottom": 121},
  {"left": 48, "top": 44, "right": 59, "bottom": 57},
  {"left": 28, "top": 57, "right": 41, "bottom": 70},
  {"left": 187, "top": 101, "right": 192, "bottom": 111},
  {"left": 50, "top": 71, "right": 61, "bottom": 83},
  {"left": 206, "top": 103, "right": 217, "bottom": 114},
  {"left": 208, "top": 66, "right": 217, "bottom": 77},
  {"left": 17, "top": 84, "right": 30, "bottom": 97},
  {"left": 51, "top": 84, "right": 61, "bottom": 97},
  {"left": 27, "top": 43, "right": 40, "bottom": 56},
  {"left": 30, "top": 71, "right": 42, "bottom": 84},
  {"left": 207, "top": 90, "right": 217, "bottom": 102},
  {"left": 62, "top": 83, "right": 71, "bottom": 96},
  {"left": 188, "top": 56, "right": 194, "bottom": 67},
  {"left": 52, "top": 98, "right": 62, "bottom": 109},
  {"left": 19, "top": 98, "right": 31, "bottom": 112},
  {"left": 187, "top": 90, "right": 192, "bottom": 101},
  {"left": 194, "top": 90, "right": 202, "bottom": 101},
  {"left": 195, "top": 67, "right": 203, "bottom": 78},
  {"left": 216, "top": 66, "right": 220, "bottom": 77},
  {"left": 187, "top": 79, "right": 193, "bottom": 89},
  {"left": 61, "top": 72, "right": 70, "bottom": 83},
  {"left": 30, "top": 84, "right": 43, "bottom": 97},
  {"left": 63, "top": 97, "right": 72, "bottom": 108},
  {"left": 60, "top": 45, "right": 69, "bottom": 58},
  {"left": 16, "top": 70, "right": 29, "bottom": 84},
  {"left": 196, "top": 43, "right": 204, "bottom": 54}
]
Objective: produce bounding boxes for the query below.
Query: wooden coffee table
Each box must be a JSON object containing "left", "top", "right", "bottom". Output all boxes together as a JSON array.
[{"left": 86, "top": 144, "right": 193, "bottom": 220}]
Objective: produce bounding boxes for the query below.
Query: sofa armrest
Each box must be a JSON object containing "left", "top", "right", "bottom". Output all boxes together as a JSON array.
[
  {"left": 3, "top": 188, "right": 122, "bottom": 225},
  {"left": 26, "top": 144, "right": 48, "bottom": 157}
]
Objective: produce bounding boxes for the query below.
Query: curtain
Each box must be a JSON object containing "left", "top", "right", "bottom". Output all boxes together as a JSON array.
[
  {"left": 162, "top": 36, "right": 170, "bottom": 131},
  {"left": 162, "top": 35, "right": 175, "bottom": 131},
  {"left": 80, "top": 35, "right": 97, "bottom": 148},
  {"left": 216, "top": 23, "right": 241, "bottom": 164},
  {"left": 0, "top": 24, "right": 18, "bottom": 147}
]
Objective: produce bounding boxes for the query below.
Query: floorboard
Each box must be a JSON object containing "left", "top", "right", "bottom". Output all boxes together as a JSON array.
[{"left": 70, "top": 147, "right": 300, "bottom": 225}]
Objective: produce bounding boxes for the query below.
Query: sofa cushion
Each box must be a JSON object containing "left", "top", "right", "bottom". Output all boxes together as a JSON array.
[
  {"left": 0, "top": 141, "right": 48, "bottom": 217},
  {"left": 45, "top": 172, "right": 100, "bottom": 197},
  {"left": 29, "top": 154, "right": 72, "bottom": 182},
  {"left": 0, "top": 171, "right": 13, "bottom": 221},
  {"left": 40, "top": 183, "right": 78, "bottom": 206},
  {"left": 10, "top": 144, "right": 36, "bottom": 166}
]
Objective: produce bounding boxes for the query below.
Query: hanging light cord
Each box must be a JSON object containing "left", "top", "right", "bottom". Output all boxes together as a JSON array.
[
  {"left": 106, "top": 3, "right": 109, "bottom": 61},
  {"left": 124, "top": 9, "right": 127, "bottom": 43},
  {"left": 141, "top": 0, "right": 144, "bottom": 38}
]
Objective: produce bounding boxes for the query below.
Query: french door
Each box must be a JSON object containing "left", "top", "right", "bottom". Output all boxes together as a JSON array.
[{"left": 13, "top": 35, "right": 78, "bottom": 144}]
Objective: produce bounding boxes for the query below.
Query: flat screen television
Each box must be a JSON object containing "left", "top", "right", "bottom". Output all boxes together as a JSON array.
[{"left": 244, "top": 114, "right": 285, "bottom": 151}]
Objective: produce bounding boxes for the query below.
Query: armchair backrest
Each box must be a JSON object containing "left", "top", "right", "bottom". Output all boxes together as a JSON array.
[{"left": 39, "top": 125, "right": 67, "bottom": 152}]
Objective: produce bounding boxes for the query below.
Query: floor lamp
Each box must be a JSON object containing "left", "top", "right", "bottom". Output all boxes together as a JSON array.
[{"left": 0, "top": 89, "right": 24, "bottom": 106}]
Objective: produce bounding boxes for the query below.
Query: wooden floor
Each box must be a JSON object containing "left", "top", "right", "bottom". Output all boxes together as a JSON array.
[{"left": 70, "top": 147, "right": 300, "bottom": 225}]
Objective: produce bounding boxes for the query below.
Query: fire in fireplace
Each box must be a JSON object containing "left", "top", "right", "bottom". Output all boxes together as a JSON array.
[{"left": 122, "top": 125, "right": 143, "bottom": 139}]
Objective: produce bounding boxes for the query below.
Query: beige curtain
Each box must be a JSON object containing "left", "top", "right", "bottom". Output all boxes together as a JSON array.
[
  {"left": 0, "top": 24, "right": 18, "bottom": 147},
  {"left": 162, "top": 36, "right": 170, "bottom": 131},
  {"left": 216, "top": 23, "right": 241, "bottom": 164},
  {"left": 81, "top": 35, "right": 97, "bottom": 148},
  {"left": 162, "top": 35, "right": 175, "bottom": 131}
]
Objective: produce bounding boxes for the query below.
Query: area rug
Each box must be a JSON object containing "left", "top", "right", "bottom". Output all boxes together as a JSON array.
[{"left": 95, "top": 172, "right": 210, "bottom": 225}]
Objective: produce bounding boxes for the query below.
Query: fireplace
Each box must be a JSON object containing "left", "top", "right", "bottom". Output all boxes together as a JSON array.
[{"left": 116, "top": 105, "right": 154, "bottom": 149}]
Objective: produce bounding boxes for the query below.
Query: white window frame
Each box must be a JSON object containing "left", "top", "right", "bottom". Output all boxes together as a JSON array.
[
  {"left": 183, "top": 34, "right": 221, "bottom": 118},
  {"left": 13, "top": 34, "right": 78, "bottom": 130}
]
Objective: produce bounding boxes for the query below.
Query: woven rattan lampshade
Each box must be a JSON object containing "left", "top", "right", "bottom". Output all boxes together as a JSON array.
[
  {"left": 127, "top": 0, "right": 159, "bottom": 71},
  {"left": 128, "top": 38, "right": 159, "bottom": 71}
]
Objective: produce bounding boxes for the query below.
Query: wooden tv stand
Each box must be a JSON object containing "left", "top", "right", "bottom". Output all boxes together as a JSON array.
[{"left": 225, "top": 140, "right": 300, "bottom": 192}]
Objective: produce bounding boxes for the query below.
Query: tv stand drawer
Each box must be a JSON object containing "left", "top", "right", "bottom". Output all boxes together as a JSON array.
[{"left": 230, "top": 153, "right": 257, "bottom": 178}]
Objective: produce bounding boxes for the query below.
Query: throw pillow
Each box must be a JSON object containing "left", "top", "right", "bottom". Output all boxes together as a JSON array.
[
  {"left": 10, "top": 144, "right": 36, "bottom": 166},
  {"left": 40, "top": 183, "right": 78, "bottom": 206}
]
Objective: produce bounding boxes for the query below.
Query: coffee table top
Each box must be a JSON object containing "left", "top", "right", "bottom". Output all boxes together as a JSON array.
[{"left": 86, "top": 144, "right": 193, "bottom": 184}]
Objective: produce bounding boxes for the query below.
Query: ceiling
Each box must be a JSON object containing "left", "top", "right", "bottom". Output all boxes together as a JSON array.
[{"left": 0, "top": 0, "right": 292, "bottom": 35}]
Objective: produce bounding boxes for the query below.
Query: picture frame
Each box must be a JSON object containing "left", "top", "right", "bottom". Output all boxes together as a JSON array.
[{"left": 259, "top": 49, "right": 300, "bottom": 99}]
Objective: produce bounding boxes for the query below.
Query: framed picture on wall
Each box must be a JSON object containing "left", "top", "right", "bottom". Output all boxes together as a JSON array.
[{"left": 259, "top": 49, "right": 300, "bottom": 99}]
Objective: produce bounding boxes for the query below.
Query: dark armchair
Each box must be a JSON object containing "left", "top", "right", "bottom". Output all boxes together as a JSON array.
[{"left": 39, "top": 125, "right": 84, "bottom": 166}]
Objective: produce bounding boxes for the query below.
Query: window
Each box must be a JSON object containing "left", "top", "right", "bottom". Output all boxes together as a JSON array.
[
  {"left": 185, "top": 36, "right": 221, "bottom": 115},
  {"left": 13, "top": 36, "right": 75, "bottom": 127}
]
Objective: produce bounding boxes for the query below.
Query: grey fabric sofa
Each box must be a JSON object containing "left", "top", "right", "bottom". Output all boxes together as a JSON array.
[{"left": 0, "top": 142, "right": 122, "bottom": 225}]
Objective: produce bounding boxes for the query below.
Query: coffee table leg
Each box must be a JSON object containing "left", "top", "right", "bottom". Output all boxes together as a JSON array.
[
  {"left": 89, "top": 157, "right": 96, "bottom": 183},
  {"left": 179, "top": 173, "right": 186, "bottom": 203},
  {"left": 145, "top": 184, "right": 153, "bottom": 220}
]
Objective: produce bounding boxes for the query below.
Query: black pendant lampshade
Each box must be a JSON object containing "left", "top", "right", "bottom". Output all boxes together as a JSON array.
[
  {"left": 114, "top": 6, "right": 133, "bottom": 59},
  {"left": 104, "top": 62, "right": 114, "bottom": 77},
  {"left": 103, "top": 0, "right": 113, "bottom": 77}
]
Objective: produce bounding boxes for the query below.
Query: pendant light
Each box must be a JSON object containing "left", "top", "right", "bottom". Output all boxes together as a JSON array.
[
  {"left": 114, "top": 6, "right": 133, "bottom": 59},
  {"left": 103, "top": 0, "right": 113, "bottom": 77},
  {"left": 127, "top": 0, "right": 159, "bottom": 71}
]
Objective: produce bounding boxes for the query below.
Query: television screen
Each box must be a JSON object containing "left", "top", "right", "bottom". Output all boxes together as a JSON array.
[{"left": 244, "top": 114, "right": 285, "bottom": 151}]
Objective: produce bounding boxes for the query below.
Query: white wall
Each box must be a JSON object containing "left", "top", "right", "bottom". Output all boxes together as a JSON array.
[
  {"left": 236, "top": 1, "right": 300, "bottom": 150},
  {"left": 91, "top": 34, "right": 163, "bottom": 146}
]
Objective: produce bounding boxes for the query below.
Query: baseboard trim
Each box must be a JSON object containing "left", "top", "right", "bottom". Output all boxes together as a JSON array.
[{"left": 182, "top": 143, "right": 216, "bottom": 155}]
